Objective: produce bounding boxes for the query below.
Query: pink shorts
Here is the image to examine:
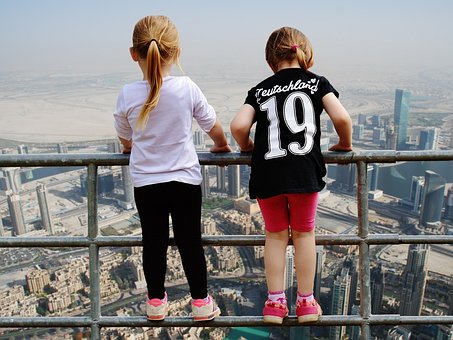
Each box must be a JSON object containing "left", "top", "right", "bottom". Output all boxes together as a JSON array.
[{"left": 257, "top": 192, "right": 318, "bottom": 233}]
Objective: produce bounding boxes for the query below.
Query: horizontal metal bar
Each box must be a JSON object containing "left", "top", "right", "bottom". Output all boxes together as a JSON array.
[
  {"left": 367, "top": 234, "right": 453, "bottom": 244},
  {"left": 0, "top": 317, "right": 93, "bottom": 328},
  {"left": 0, "top": 149, "right": 452, "bottom": 167},
  {"left": 1, "top": 234, "right": 453, "bottom": 248},
  {"left": 2, "top": 314, "right": 453, "bottom": 328}
]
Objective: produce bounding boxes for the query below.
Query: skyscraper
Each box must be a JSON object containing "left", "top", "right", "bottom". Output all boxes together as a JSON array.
[
  {"left": 17, "top": 144, "right": 29, "bottom": 154},
  {"left": 57, "top": 143, "right": 68, "bottom": 154},
  {"left": 36, "top": 183, "right": 54, "bottom": 235},
  {"left": 370, "top": 263, "right": 385, "bottom": 314},
  {"left": 121, "top": 166, "right": 134, "bottom": 207},
  {"left": 436, "top": 325, "right": 453, "bottom": 340},
  {"left": 448, "top": 275, "right": 453, "bottom": 316},
  {"left": 343, "top": 256, "right": 359, "bottom": 314},
  {"left": 353, "top": 124, "right": 364, "bottom": 140},
  {"left": 373, "top": 127, "right": 385, "bottom": 145},
  {"left": 335, "top": 163, "right": 356, "bottom": 192},
  {"left": 6, "top": 190, "right": 26, "bottom": 236},
  {"left": 284, "top": 246, "right": 295, "bottom": 314},
  {"left": 329, "top": 267, "right": 351, "bottom": 340},
  {"left": 108, "top": 140, "right": 121, "bottom": 153},
  {"left": 228, "top": 165, "right": 240, "bottom": 198},
  {"left": 201, "top": 165, "right": 210, "bottom": 198},
  {"left": 410, "top": 176, "right": 425, "bottom": 214},
  {"left": 394, "top": 89, "right": 411, "bottom": 151},
  {"left": 216, "top": 166, "right": 226, "bottom": 192},
  {"left": 314, "top": 245, "right": 325, "bottom": 300},
  {"left": 368, "top": 164, "right": 379, "bottom": 192},
  {"left": 420, "top": 170, "right": 446, "bottom": 227},
  {"left": 419, "top": 128, "right": 439, "bottom": 150},
  {"left": 3, "top": 167, "right": 22, "bottom": 193},
  {"left": 0, "top": 212, "right": 5, "bottom": 236},
  {"left": 400, "top": 243, "right": 430, "bottom": 316},
  {"left": 445, "top": 188, "right": 453, "bottom": 220}
]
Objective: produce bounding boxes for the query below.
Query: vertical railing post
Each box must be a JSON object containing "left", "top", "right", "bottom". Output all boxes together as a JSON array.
[
  {"left": 356, "top": 161, "right": 371, "bottom": 339},
  {"left": 87, "top": 164, "right": 101, "bottom": 339}
]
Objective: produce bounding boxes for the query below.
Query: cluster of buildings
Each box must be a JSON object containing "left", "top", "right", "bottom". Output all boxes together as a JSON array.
[
  {"left": 0, "top": 87, "right": 452, "bottom": 338},
  {"left": 0, "top": 250, "right": 123, "bottom": 320}
]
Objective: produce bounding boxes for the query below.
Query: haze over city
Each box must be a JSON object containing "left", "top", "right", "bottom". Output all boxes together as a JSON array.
[
  {"left": 1, "top": 0, "right": 453, "bottom": 143},
  {"left": 1, "top": 2, "right": 453, "bottom": 340}
]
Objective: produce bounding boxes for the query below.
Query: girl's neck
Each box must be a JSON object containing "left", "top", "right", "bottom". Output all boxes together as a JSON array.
[
  {"left": 275, "top": 59, "right": 301, "bottom": 72},
  {"left": 138, "top": 60, "right": 173, "bottom": 80}
]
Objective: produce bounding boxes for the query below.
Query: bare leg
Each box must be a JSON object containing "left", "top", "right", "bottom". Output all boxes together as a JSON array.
[
  {"left": 292, "top": 229, "right": 316, "bottom": 295},
  {"left": 264, "top": 228, "right": 290, "bottom": 292}
]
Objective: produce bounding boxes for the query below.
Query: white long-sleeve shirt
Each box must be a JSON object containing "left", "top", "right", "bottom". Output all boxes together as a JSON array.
[{"left": 113, "top": 76, "right": 216, "bottom": 187}]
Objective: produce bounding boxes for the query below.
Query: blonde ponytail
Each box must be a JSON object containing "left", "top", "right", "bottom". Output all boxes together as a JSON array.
[{"left": 131, "top": 16, "right": 181, "bottom": 129}]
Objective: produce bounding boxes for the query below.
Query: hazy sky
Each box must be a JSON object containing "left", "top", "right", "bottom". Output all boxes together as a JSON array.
[{"left": 1, "top": 0, "right": 453, "bottom": 79}]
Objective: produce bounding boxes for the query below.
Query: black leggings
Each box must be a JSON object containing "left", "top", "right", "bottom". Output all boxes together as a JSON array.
[{"left": 134, "top": 181, "right": 207, "bottom": 299}]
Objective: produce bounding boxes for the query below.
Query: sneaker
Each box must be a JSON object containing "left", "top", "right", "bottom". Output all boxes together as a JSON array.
[
  {"left": 296, "top": 298, "right": 322, "bottom": 323},
  {"left": 263, "top": 299, "right": 289, "bottom": 324},
  {"left": 146, "top": 293, "right": 168, "bottom": 321},
  {"left": 191, "top": 295, "right": 221, "bottom": 321}
]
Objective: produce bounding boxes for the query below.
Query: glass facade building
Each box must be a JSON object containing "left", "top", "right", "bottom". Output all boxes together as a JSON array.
[{"left": 394, "top": 89, "right": 411, "bottom": 151}]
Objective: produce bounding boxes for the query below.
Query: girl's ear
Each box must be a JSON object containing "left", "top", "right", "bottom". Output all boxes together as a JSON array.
[{"left": 130, "top": 47, "right": 139, "bottom": 62}]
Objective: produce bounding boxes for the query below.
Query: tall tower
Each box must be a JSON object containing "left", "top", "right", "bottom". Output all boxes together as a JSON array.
[
  {"left": 368, "top": 164, "right": 379, "bottom": 192},
  {"left": 216, "top": 166, "right": 226, "bottom": 192},
  {"left": 448, "top": 275, "right": 453, "bottom": 316},
  {"left": 436, "top": 325, "right": 453, "bottom": 340},
  {"left": 284, "top": 246, "right": 295, "bottom": 313},
  {"left": 410, "top": 176, "right": 425, "bottom": 213},
  {"left": 201, "top": 165, "right": 210, "bottom": 198},
  {"left": 57, "top": 143, "right": 68, "bottom": 154},
  {"left": 0, "top": 211, "right": 5, "bottom": 236},
  {"left": 420, "top": 170, "right": 446, "bottom": 227},
  {"left": 228, "top": 165, "right": 240, "bottom": 198},
  {"left": 314, "top": 245, "right": 325, "bottom": 300},
  {"left": 121, "top": 166, "right": 134, "bottom": 207},
  {"left": 419, "top": 128, "right": 439, "bottom": 150},
  {"left": 108, "top": 139, "right": 121, "bottom": 153},
  {"left": 17, "top": 144, "right": 29, "bottom": 154},
  {"left": 335, "top": 163, "right": 356, "bottom": 192},
  {"left": 6, "top": 190, "right": 26, "bottom": 236},
  {"left": 445, "top": 188, "right": 453, "bottom": 220},
  {"left": 3, "top": 168, "right": 22, "bottom": 193},
  {"left": 394, "top": 89, "right": 411, "bottom": 151},
  {"left": 400, "top": 243, "right": 430, "bottom": 316},
  {"left": 329, "top": 267, "right": 351, "bottom": 340},
  {"left": 370, "top": 263, "right": 385, "bottom": 314},
  {"left": 344, "top": 256, "right": 359, "bottom": 314},
  {"left": 36, "top": 183, "right": 54, "bottom": 235}
]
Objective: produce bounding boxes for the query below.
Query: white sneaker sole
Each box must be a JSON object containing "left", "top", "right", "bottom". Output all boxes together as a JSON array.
[{"left": 193, "top": 307, "right": 221, "bottom": 321}]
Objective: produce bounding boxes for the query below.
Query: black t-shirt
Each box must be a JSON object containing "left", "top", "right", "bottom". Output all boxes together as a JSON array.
[{"left": 244, "top": 68, "right": 339, "bottom": 199}]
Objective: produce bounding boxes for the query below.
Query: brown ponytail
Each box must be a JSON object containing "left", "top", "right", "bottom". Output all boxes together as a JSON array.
[{"left": 265, "top": 27, "right": 314, "bottom": 72}]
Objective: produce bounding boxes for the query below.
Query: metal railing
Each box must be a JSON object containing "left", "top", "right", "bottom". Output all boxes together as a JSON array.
[{"left": 1, "top": 150, "right": 453, "bottom": 339}]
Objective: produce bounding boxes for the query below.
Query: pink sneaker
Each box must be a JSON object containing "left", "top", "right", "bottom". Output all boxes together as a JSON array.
[
  {"left": 191, "top": 295, "right": 221, "bottom": 321},
  {"left": 263, "top": 299, "right": 288, "bottom": 324},
  {"left": 146, "top": 293, "right": 168, "bottom": 321},
  {"left": 296, "top": 298, "right": 322, "bottom": 323}
]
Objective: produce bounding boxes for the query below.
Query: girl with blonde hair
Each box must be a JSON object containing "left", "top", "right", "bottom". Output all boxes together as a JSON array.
[{"left": 114, "top": 15, "right": 230, "bottom": 321}]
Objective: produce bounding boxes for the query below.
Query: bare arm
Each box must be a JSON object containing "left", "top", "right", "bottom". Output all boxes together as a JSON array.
[
  {"left": 322, "top": 93, "right": 353, "bottom": 152},
  {"left": 118, "top": 136, "right": 133, "bottom": 154},
  {"left": 207, "top": 119, "right": 232, "bottom": 153},
  {"left": 230, "top": 104, "right": 255, "bottom": 152}
]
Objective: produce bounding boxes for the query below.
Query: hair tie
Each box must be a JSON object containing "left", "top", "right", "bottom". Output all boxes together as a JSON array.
[
  {"left": 291, "top": 44, "right": 299, "bottom": 52},
  {"left": 150, "top": 39, "right": 158, "bottom": 45}
]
